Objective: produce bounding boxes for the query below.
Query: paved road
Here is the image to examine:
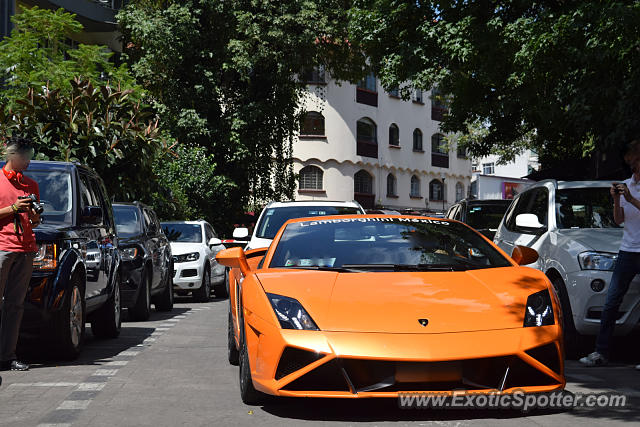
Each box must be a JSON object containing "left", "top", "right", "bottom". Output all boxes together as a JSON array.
[{"left": 1, "top": 297, "right": 639, "bottom": 427}]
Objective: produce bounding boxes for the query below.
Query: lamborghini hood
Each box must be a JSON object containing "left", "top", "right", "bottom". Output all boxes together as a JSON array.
[{"left": 256, "top": 268, "right": 549, "bottom": 334}]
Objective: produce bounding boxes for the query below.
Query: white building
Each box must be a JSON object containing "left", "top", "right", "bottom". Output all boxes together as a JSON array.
[
  {"left": 470, "top": 151, "right": 538, "bottom": 200},
  {"left": 292, "top": 71, "right": 472, "bottom": 212}
]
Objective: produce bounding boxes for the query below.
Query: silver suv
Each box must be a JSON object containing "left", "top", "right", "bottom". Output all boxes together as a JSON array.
[{"left": 494, "top": 180, "right": 640, "bottom": 354}]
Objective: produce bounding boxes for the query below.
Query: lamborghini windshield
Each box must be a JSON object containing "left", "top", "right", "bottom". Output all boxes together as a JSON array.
[{"left": 270, "top": 217, "right": 512, "bottom": 271}]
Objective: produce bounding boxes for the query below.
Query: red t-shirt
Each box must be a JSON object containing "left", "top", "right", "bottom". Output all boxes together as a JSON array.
[{"left": 0, "top": 172, "right": 39, "bottom": 252}]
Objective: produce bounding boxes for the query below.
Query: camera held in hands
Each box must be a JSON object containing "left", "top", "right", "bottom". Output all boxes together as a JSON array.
[
  {"left": 613, "top": 182, "right": 628, "bottom": 195},
  {"left": 18, "top": 194, "right": 44, "bottom": 215}
]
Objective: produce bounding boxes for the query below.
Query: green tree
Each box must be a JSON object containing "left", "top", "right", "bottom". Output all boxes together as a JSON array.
[
  {"left": 0, "top": 79, "right": 172, "bottom": 201},
  {"left": 0, "top": 6, "right": 138, "bottom": 108},
  {"left": 118, "top": 0, "right": 363, "bottom": 223},
  {"left": 348, "top": 1, "right": 640, "bottom": 163}
]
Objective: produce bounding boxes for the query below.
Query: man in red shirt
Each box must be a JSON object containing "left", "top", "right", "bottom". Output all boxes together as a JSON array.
[{"left": 0, "top": 136, "right": 40, "bottom": 374}]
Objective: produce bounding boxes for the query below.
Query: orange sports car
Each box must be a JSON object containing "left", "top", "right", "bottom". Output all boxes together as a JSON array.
[{"left": 217, "top": 215, "right": 565, "bottom": 404}]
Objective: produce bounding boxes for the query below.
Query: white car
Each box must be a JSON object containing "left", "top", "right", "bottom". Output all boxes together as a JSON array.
[
  {"left": 236, "top": 201, "right": 366, "bottom": 250},
  {"left": 493, "top": 180, "right": 640, "bottom": 355},
  {"left": 161, "top": 220, "right": 227, "bottom": 301}
]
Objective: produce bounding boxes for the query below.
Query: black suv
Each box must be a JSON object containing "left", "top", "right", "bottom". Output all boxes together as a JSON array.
[
  {"left": 445, "top": 198, "right": 512, "bottom": 240},
  {"left": 16, "top": 161, "right": 122, "bottom": 359},
  {"left": 113, "top": 202, "right": 173, "bottom": 321}
]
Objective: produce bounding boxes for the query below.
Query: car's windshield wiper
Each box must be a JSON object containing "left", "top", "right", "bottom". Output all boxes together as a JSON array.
[
  {"left": 341, "top": 264, "right": 470, "bottom": 271},
  {"left": 283, "top": 266, "right": 358, "bottom": 273}
]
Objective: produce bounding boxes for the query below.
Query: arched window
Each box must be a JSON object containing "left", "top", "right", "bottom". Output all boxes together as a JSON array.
[
  {"left": 455, "top": 182, "right": 465, "bottom": 202},
  {"left": 429, "top": 179, "right": 444, "bottom": 201},
  {"left": 412, "top": 128, "right": 423, "bottom": 151},
  {"left": 299, "top": 166, "right": 323, "bottom": 190},
  {"left": 431, "top": 133, "right": 449, "bottom": 168},
  {"left": 388, "top": 123, "right": 399, "bottom": 146},
  {"left": 356, "top": 118, "right": 378, "bottom": 158},
  {"left": 300, "top": 111, "right": 325, "bottom": 136},
  {"left": 410, "top": 175, "right": 421, "bottom": 197},
  {"left": 354, "top": 170, "right": 373, "bottom": 194},
  {"left": 386, "top": 173, "right": 397, "bottom": 197}
]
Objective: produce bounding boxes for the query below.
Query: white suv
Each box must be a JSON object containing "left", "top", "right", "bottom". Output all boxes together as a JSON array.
[
  {"left": 236, "top": 201, "right": 365, "bottom": 250},
  {"left": 161, "top": 220, "right": 227, "bottom": 301},
  {"left": 493, "top": 180, "right": 640, "bottom": 354}
]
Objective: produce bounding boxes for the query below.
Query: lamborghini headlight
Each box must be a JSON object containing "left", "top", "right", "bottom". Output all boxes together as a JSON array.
[
  {"left": 578, "top": 251, "right": 617, "bottom": 271},
  {"left": 267, "top": 293, "right": 319, "bottom": 330},
  {"left": 524, "top": 289, "right": 555, "bottom": 327}
]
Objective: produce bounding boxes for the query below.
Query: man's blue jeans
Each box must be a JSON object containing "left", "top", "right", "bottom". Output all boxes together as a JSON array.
[{"left": 595, "top": 250, "right": 640, "bottom": 357}]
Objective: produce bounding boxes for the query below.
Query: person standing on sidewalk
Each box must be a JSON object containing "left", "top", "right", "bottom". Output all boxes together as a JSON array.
[
  {"left": 0, "top": 136, "right": 40, "bottom": 374},
  {"left": 580, "top": 141, "right": 640, "bottom": 369}
]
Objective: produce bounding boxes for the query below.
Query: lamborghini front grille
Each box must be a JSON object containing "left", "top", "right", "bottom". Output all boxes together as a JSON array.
[
  {"left": 279, "top": 354, "right": 561, "bottom": 394},
  {"left": 275, "top": 347, "right": 324, "bottom": 380}
]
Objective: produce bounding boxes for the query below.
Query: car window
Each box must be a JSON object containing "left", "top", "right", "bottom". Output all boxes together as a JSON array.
[
  {"left": 114, "top": 206, "right": 143, "bottom": 237},
  {"left": 556, "top": 188, "right": 620, "bottom": 229},
  {"left": 270, "top": 218, "right": 512, "bottom": 270},
  {"left": 466, "top": 203, "right": 510, "bottom": 230},
  {"left": 205, "top": 224, "right": 217, "bottom": 239},
  {"left": 143, "top": 209, "right": 153, "bottom": 233},
  {"left": 505, "top": 188, "right": 548, "bottom": 233},
  {"left": 27, "top": 169, "right": 73, "bottom": 225},
  {"left": 78, "top": 173, "right": 95, "bottom": 208},
  {"left": 162, "top": 223, "right": 203, "bottom": 243},
  {"left": 91, "top": 177, "right": 112, "bottom": 228},
  {"left": 256, "top": 206, "right": 363, "bottom": 239},
  {"left": 150, "top": 210, "right": 162, "bottom": 234}
]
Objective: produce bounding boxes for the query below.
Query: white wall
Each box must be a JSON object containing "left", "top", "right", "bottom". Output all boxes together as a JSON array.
[{"left": 293, "top": 77, "right": 472, "bottom": 211}]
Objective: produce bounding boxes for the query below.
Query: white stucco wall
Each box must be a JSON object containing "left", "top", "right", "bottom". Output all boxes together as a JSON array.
[{"left": 293, "top": 77, "right": 472, "bottom": 211}]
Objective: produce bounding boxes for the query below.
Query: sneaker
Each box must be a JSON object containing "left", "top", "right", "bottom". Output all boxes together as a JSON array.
[{"left": 579, "top": 352, "right": 608, "bottom": 367}]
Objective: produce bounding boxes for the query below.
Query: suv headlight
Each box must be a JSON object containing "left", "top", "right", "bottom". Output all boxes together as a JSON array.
[
  {"left": 578, "top": 251, "right": 617, "bottom": 271},
  {"left": 121, "top": 247, "right": 139, "bottom": 261},
  {"left": 267, "top": 293, "right": 319, "bottom": 330},
  {"left": 173, "top": 252, "right": 200, "bottom": 263},
  {"left": 33, "top": 243, "right": 57, "bottom": 270},
  {"left": 523, "top": 290, "right": 555, "bottom": 327}
]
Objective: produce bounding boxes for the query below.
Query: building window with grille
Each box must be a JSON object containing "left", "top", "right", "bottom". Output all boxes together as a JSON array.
[
  {"left": 300, "top": 111, "right": 325, "bottom": 136},
  {"left": 354, "top": 170, "right": 373, "bottom": 194},
  {"left": 483, "top": 162, "right": 495, "bottom": 175},
  {"left": 431, "top": 133, "right": 449, "bottom": 168},
  {"left": 429, "top": 179, "right": 444, "bottom": 201},
  {"left": 298, "top": 166, "right": 323, "bottom": 190},
  {"left": 413, "top": 129, "right": 423, "bottom": 151},
  {"left": 431, "top": 86, "right": 448, "bottom": 121},
  {"left": 386, "top": 173, "right": 397, "bottom": 197},
  {"left": 455, "top": 182, "right": 464, "bottom": 202},
  {"left": 388, "top": 123, "right": 399, "bottom": 146},
  {"left": 388, "top": 86, "right": 400, "bottom": 97},
  {"left": 410, "top": 175, "right": 421, "bottom": 198}
]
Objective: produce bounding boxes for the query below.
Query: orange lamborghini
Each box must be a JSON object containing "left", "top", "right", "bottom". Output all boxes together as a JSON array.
[{"left": 217, "top": 215, "right": 565, "bottom": 404}]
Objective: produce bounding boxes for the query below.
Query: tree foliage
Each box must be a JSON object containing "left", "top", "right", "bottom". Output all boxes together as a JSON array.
[
  {"left": 118, "top": 0, "right": 364, "bottom": 221},
  {"left": 0, "top": 79, "right": 171, "bottom": 201},
  {"left": 348, "top": 1, "right": 640, "bottom": 162},
  {"left": 0, "top": 6, "right": 138, "bottom": 108}
]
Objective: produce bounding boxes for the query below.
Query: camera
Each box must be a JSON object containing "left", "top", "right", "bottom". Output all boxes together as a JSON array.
[
  {"left": 18, "top": 194, "right": 44, "bottom": 215},
  {"left": 613, "top": 183, "right": 627, "bottom": 194}
]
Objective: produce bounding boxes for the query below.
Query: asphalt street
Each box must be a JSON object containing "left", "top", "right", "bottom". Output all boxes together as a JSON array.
[{"left": 0, "top": 297, "right": 639, "bottom": 427}]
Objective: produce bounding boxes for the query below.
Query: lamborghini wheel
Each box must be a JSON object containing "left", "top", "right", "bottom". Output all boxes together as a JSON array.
[{"left": 239, "top": 322, "right": 265, "bottom": 404}]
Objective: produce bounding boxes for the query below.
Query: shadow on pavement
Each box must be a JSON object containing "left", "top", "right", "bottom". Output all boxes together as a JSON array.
[{"left": 16, "top": 306, "right": 194, "bottom": 369}]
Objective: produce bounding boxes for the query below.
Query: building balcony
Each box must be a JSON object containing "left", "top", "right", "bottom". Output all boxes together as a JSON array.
[
  {"left": 431, "top": 106, "right": 448, "bottom": 121},
  {"left": 357, "top": 140, "right": 378, "bottom": 158},
  {"left": 354, "top": 193, "right": 375, "bottom": 209},
  {"left": 356, "top": 88, "right": 378, "bottom": 107},
  {"left": 45, "top": 0, "right": 122, "bottom": 29},
  {"left": 431, "top": 153, "right": 449, "bottom": 168}
]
